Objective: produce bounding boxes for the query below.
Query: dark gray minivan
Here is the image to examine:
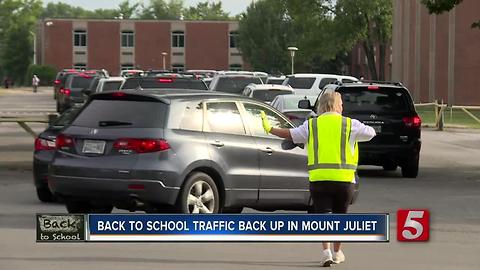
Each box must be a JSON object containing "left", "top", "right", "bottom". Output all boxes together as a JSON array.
[{"left": 49, "top": 90, "right": 309, "bottom": 213}]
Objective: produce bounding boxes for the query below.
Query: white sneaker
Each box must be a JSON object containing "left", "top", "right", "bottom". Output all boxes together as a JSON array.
[
  {"left": 333, "top": 250, "right": 345, "bottom": 264},
  {"left": 320, "top": 249, "right": 334, "bottom": 267}
]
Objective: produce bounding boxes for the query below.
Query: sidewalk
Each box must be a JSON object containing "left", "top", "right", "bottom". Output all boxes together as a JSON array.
[{"left": 0, "top": 86, "right": 51, "bottom": 96}]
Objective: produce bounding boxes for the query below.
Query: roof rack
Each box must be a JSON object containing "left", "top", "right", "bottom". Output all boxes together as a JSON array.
[{"left": 360, "top": 80, "right": 403, "bottom": 86}]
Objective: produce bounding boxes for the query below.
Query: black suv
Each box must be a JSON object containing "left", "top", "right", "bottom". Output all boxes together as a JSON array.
[
  {"left": 304, "top": 82, "right": 421, "bottom": 178},
  {"left": 56, "top": 74, "right": 99, "bottom": 113},
  {"left": 120, "top": 77, "right": 208, "bottom": 91}
]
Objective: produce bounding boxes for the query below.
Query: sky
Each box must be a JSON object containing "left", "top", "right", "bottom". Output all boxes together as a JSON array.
[{"left": 43, "top": 0, "right": 253, "bottom": 15}]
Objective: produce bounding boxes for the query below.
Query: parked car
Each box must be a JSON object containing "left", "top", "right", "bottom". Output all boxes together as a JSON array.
[
  {"left": 53, "top": 69, "right": 80, "bottom": 100},
  {"left": 48, "top": 90, "right": 314, "bottom": 214},
  {"left": 209, "top": 75, "right": 263, "bottom": 94},
  {"left": 120, "top": 77, "right": 208, "bottom": 91},
  {"left": 266, "top": 75, "right": 286, "bottom": 85},
  {"left": 34, "top": 106, "right": 83, "bottom": 202},
  {"left": 270, "top": 94, "right": 317, "bottom": 126},
  {"left": 143, "top": 69, "right": 172, "bottom": 77},
  {"left": 242, "top": 84, "right": 294, "bottom": 104},
  {"left": 301, "top": 82, "right": 421, "bottom": 177},
  {"left": 56, "top": 73, "right": 99, "bottom": 113},
  {"left": 283, "top": 73, "right": 359, "bottom": 96},
  {"left": 217, "top": 71, "right": 268, "bottom": 83},
  {"left": 186, "top": 69, "right": 217, "bottom": 78},
  {"left": 120, "top": 69, "right": 144, "bottom": 78},
  {"left": 94, "top": 77, "right": 125, "bottom": 93}
]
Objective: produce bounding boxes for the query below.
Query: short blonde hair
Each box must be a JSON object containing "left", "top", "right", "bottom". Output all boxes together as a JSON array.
[{"left": 316, "top": 92, "right": 342, "bottom": 113}]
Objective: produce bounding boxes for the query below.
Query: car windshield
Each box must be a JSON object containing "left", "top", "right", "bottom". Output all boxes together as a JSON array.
[
  {"left": 282, "top": 95, "right": 318, "bottom": 110},
  {"left": 286, "top": 77, "right": 315, "bottom": 89},
  {"left": 72, "top": 100, "right": 167, "bottom": 128},
  {"left": 252, "top": 89, "right": 292, "bottom": 102},
  {"left": 338, "top": 87, "right": 411, "bottom": 113},
  {"left": 121, "top": 78, "right": 207, "bottom": 90},
  {"left": 214, "top": 77, "right": 263, "bottom": 94},
  {"left": 71, "top": 76, "right": 94, "bottom": 89},
  {"left": 102, "top": 81, "right": 123, "bottom": 91}
]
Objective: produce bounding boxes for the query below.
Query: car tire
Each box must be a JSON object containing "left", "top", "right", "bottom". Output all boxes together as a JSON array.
[
  {"left": 382, "top": 163, "right": 398, "bottom": 171},
  {"left": 36, "top": 186, "right": 56, "bottom": 203},
  {"left": 178, "top": 172, "right": 220, "bottom": 214},
  {"left": 401, "top": 155, "right": 419, "bottom": 178},
  {"left": 66, "top": 201, "right": 113, "bottom": 214}
]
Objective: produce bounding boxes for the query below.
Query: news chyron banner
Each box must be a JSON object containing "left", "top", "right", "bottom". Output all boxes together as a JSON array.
[{"left": 37, "top": 214, "right": 389, "bottom": 242}]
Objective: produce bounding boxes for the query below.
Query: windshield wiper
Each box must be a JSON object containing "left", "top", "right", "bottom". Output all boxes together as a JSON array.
[{"left": 98, "top": 120, "right": 132, "bottom": 127}]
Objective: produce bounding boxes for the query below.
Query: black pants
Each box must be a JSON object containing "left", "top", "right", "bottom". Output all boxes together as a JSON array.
[{"left": 310, "top": 181, "right": 355, "bottom": 214}]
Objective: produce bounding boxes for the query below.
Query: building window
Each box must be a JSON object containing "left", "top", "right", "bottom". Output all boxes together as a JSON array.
[
  {"left": 172, "top": 31, "right": 185, "bottom": 48},
  {"left": 121, "top": 64, "right": 135, "bottom": 70},
  {"left": 73, "top": 63, "right": 87, "bottom": 70},
  {"left": 172, "top": 64, "right": 185, "bottom": 73},
  {"left": 229, "top": 64, "right": 242, "bottom": 71},
  {"left": 74, "top": 30, "right": 87, "bottom": 47},
  {"left": 121, "top": 31, "right": 134, "bottom": 47},
  {"left": 229, "top": 31, "right": 239, "bottom": 48}
]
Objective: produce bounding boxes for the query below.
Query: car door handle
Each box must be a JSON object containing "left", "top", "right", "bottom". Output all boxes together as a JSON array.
[
  {"left": 260, "top": 147, "right": 273, "bottom": 154},
  {"left": 210, "top": 140, "right": 224, "bottom": 147}
]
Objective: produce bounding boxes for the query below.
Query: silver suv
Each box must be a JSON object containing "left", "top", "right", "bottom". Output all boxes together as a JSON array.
[{"left": 49, "top": 90, "right": 310, "bottom": 213}]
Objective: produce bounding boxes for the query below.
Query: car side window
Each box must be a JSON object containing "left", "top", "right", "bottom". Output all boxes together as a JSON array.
[
  {"left": 204, "top": 102, "right": 246, "bottom": 135},
  {"left": 179, "top": 101, "right": 203, "bottom": 131},
  {"left": 318, "top": 78, "right": 338, "bottom": 89},
  {"left": 243, "top": 103, "right": 292, "bottom": 137}
]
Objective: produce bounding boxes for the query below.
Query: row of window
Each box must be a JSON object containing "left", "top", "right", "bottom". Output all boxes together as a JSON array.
[
  {"left": 72, "top": 64, "right": 243, "bottom": 73},
  {"left": 73, "top": 30, "right": 239, "bottom": 48}
]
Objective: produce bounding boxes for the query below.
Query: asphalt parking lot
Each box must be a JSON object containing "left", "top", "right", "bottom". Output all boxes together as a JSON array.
[{"left": 0, "top": 88, "right": 479, "bottom": 269}]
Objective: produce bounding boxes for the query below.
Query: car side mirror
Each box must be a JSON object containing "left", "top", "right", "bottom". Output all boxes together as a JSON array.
[
  {"left": 298, "top": 99, "right": 312, "bottom": 110},
  {"left": 81, "top": 88, "right": 92, "bottom": 96}
]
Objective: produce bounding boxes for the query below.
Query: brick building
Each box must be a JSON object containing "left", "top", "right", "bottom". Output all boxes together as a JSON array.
[
  {"left": 391, "top": 0, "right": 480, "bottom": 105},
  {"left": 36, "top": 19, "right": 244, "bottom": 75}
]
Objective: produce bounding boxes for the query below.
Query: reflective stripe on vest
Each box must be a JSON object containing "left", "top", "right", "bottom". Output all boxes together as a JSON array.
[{"left": 307, "top": 114, "right": 358, "bottom": 182}]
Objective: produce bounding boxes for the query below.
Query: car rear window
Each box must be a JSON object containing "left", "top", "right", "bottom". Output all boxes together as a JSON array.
[
  {"left": 71, "top": 76, "right": 94, "bottom": 89},
  {"left": 121, "top": 78, "right": 207, "bottom": 90},
  {"left": 72, "top": 100, "right": 166, "bottom": 128},
  {"left": 102, "top": 81, "right": 123, "bottom": 91},
  {"left": 285, "top": 77, "right": 315, "bottom": 89},
  {"left": 53, "top": 107, "right": 82, "bottom": 126},
  {"left": 338, "top": 87, "right": 412, "bottom": 113},
  {"left": 214, "top": 77, "right": 263, "bottom": 94},
  {"left": 252, "top": 89, "right": 292, "bottom": 102},
  {"left": 266, "top": 79, "right": 285, "bottom": 84}
]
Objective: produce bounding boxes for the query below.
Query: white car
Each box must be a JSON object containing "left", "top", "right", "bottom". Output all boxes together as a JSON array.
[
  {"left": 95, "top": 77, "right": 125, "bottom": 93},
  {"left": 270, "top": 94, "right": 318, "bottom": 126},
  {"left": 266, "top": 75, "right": 286, "bottom": 85},
  {"left": 283, "top": 73, "right": 358, "bottom": 96},
  {"left": 242, "top": 84, "right": 294, "bottom": 104}
]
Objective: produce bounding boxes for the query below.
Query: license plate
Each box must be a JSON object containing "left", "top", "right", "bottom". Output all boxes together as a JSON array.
[
  {"left": 82, "top": 140, "right": 106, "bottom": 154},
  {"left": 371, "top": 125, "right": 382, "bottom": 133}
]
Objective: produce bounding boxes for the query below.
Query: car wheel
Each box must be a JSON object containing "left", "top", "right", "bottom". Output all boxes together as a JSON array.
[
  {"left": 382, "top": 163, "right": 398, "bottom": 171},
  {"left": 66, "top": 201, "right": 113, "bottom": 214},
  {"left": 178, "top": 172, "right": 219, "bottom": 214},
  {"left": 401, "top": 155, "right": 419, "bottom": 178},
  {"left": 36, "top": 187, "right": 56, "bottom": 203}
]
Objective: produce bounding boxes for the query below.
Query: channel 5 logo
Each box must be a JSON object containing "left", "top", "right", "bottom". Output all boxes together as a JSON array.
[{"left": 397, "top": 209, "right": 430, "bottom": 241}]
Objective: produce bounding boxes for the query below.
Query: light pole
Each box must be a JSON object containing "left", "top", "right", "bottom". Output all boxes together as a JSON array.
[
  {"left": 287, "top": 46, "right": 298, "bottom": 75},
  {"left": 30, "top": 31, "right": 36, "bottom": 65},
  {"left": 161, "top": 52, "right": 168, "bottom": 70}
]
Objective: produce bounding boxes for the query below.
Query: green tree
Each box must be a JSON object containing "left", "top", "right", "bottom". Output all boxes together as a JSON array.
[
  {"left": 117, "top": 0, "right": 140, "bottom": 19},
  {"left": 333, "top": 0, "right": 392, "bottom": 80},
  {"left": 41, "top": 2, "right": 93, "bottom": 18},
  {"left": 238, "top": 0, "right": 295, "bottom": 73},
  {"left": 0, "top": 0, "right": 42, "bottom": 85},
  {"left": 184, "top": 1, "right": 230, "bottom": 20},
  {"left": 139, "top": 0, "right": 185, "bottom": 20},
  {"left": 421, "top": 0, "right": 479, "bottom": 28}
]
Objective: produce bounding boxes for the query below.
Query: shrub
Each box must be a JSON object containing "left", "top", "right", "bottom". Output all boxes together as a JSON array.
[{"left": 26, "top": 64, "right": 57, "bottom": 86}]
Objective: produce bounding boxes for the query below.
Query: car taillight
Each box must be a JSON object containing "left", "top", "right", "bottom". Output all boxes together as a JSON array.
[
  {"left": 113, "top": 138, "right": 170, "bottom": 153},
  {"left": 35, "top": 138, "right": 56, "bottom": 151},
  {"left": 56, "top": 134, "right": 74, "bottom": 149},
  {"left": 111, "top": 92, "right": 126, "bottom": 97},
  {"left": 54, "top": 80, "right": 60, "bottom": 85},
  {"left": 63, "top": 88, "right": 71, "bottom": 95},
  {"left": 367, "top": 85, "right": 379, "bottom": 90},
  {"left": 158, "top": 78, "right": 173, "bottom": 83},
  {"left": 403, "top": 115, "right": 422, "bottom": 128}
]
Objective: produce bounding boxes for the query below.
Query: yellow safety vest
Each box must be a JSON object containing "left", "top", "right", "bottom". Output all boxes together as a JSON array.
[{"left": 307, "top": 114, "right": 358, "bottom": 182}]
